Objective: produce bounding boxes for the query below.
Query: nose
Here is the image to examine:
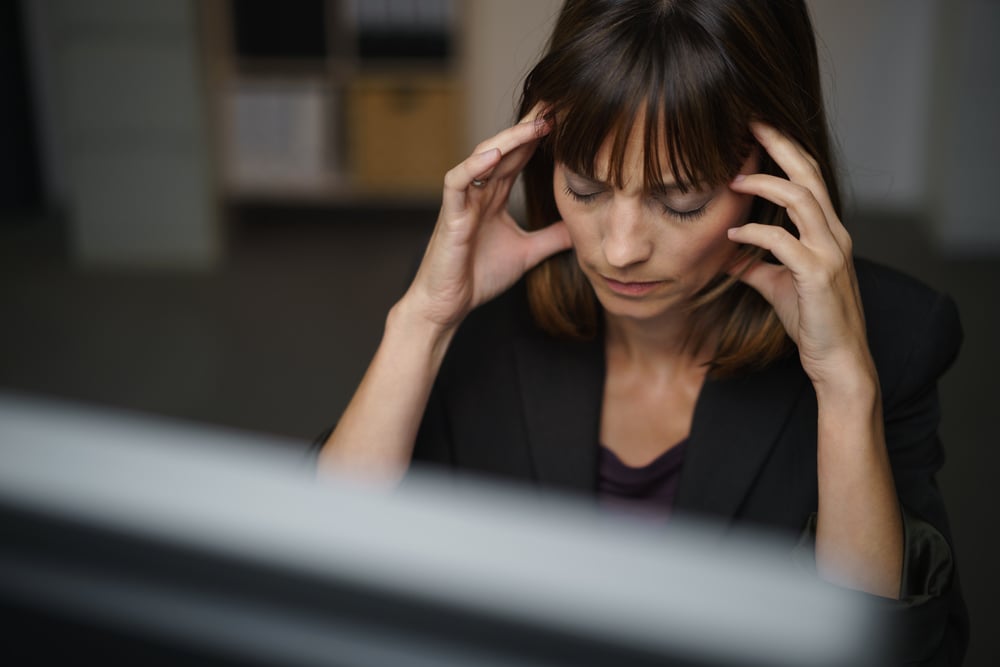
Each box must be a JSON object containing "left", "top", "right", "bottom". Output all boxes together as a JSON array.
[{"left": 602, "top": 199, "right": 653, "bottom": 269}]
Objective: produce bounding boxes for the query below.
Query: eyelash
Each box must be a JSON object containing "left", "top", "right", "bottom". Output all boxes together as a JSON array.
[
  {"left": 665, "top": 202, "right": 710, "bottom": 221},
  {"left": 563, "top": 186, "right": 600, "bottom": 204},
  {"left": 562, "top": 186, "right": 710, "bottom": 221}
]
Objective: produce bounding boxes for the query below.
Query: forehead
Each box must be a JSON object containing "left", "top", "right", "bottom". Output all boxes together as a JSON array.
[
  {"left": 562, "top": 110, "right": 683, "bottom": 190},
  {"left": 593, "top": 120, "right": 662, "bottom": 173}
]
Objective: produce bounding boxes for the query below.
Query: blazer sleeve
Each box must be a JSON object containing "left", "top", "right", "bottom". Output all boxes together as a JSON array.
[{"left": 876, "top": 290, "right": 968, "bottom": 665}]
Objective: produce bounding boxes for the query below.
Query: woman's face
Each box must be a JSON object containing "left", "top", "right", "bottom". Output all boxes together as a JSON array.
[{"left": 553, "top": 124, "right": 757, "bottom": 325}]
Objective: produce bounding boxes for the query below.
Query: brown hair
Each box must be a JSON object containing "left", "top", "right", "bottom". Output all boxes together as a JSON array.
[{"left": 518, "top": 0, "right": 841, "bottom": 375}]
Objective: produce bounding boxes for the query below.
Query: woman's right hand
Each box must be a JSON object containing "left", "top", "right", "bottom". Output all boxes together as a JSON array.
[
  {"left": 401, "top": 107, "right": 572, "bottom": 333},
  {"left": 320, "top": 109, "right": 570, "bottom": 482}
]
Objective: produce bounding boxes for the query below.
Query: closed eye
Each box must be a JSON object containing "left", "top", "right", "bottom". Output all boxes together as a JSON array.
[
  {"left": 661, "top": 200, "right": 710, "bottom": 221},
  {"left": 563, "top": 185, "right": 602, "bottom": 204},
  {"left": 566, "top": 186, "right": 712, "bottom": 220}
]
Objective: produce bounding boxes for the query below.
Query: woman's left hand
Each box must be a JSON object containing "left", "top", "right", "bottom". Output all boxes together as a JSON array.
[{"left": 727, "top": 122, "right": 875, "bottom": 392}]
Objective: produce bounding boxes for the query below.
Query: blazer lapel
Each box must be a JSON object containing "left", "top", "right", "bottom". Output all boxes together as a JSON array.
[
  {"left": 675, "top": 355, "right": 810, "bottom": 525},
  {"left": 511, "top": 325, "right": 809, "bottom": 517},
  {"left": 513, "top": 331, "right": 604, "bottom": 494}
]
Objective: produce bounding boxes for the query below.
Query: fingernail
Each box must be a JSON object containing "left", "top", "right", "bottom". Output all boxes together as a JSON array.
[
  {"left": 727, "top": 227, "right": 738, "bottom": 238},
  {"left": 477, "top": 147, "right": 501, "bottom": 160},
  {"left": 731, "top": 174, "right": 746, "bottom": 184}
]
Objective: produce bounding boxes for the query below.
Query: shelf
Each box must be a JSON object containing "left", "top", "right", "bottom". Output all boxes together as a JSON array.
[{"left": 199, "top": 0, "right": 462, "bottom": 207}]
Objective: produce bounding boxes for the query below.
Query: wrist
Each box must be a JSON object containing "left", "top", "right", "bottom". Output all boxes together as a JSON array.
[
  {"left": 808, "top": 347, "right": 880, "bottom": 403},
  {"left": 386, "top": 295, "right": 459, "bottom": 365},
  {"left": 813, "top": 352, "right": 884, "bottom": 454}
]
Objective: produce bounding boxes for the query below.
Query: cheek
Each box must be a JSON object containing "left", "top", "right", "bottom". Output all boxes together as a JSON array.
[
  {"left": 731, "top": 187, "right": 757, "bottom": 223},
  {"left": 553, "top": 194, "right": 593, "bottom": 248},
  {"left": 683, "top": 194, "right": 753, "bottom": 265},
  {"left": 680, "top": 230, "right": 731, "bottom": 272},
  {"left": 711, "top": 190, "right": 755, "bottom": 238}
]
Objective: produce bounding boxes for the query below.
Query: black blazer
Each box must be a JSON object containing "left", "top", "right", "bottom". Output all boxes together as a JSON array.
[{"left": 409, "top": 258, "right": 968, "bottom": 665}]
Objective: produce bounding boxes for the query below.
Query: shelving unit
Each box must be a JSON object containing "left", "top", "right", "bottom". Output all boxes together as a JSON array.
[{"left": 199, "top": 0, "right": 463, "bottom": 205}]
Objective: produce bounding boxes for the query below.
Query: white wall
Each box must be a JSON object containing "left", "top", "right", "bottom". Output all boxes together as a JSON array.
[
  {"left": 460, "top": 0, "right": 562, "bottom": 150},
  {"left": 808, "top": 0, "right": 999, "bottom": 252},
  {"left": 807, "top": 0, "right": 938, "bottom": 212},
  {"left": 23, "top": 0, "right": 218, "bottom": 268},
  {"left": 926, "top": 0, "right": 1000, "bottom": 253}
]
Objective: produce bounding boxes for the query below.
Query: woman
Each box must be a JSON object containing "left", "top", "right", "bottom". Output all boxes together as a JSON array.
[{"left": 318, "top": 0, "right": 967, "bottom": 662}]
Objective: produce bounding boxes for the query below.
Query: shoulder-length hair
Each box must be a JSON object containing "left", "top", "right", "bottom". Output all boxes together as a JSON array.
[{"left": 518, "top": 0, "right": 841, "bottom": 376}]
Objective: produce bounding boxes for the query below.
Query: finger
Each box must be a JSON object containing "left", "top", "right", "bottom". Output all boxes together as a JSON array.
[
  {"left": 473, "top": 116, "right": 551, "bottom": 165},
  {"left": 520, "top": 101, "right": 549, "bottom": 125},
  {"left": 519, "top": 221, "right": 573, "bottom": 271},
  {"left": 442, "top": 148, "right": 502, "bottom": 214},
  {"left": 441, "top": 114, "right": 551, "bottom": 216},
  {"left": 730, "top": 173, "right": 833, "bottom": 245},
  {"left": 474, "top": 139, "right": 547, "bottom": 217},
  {"left": 749, "top": 122, "right": 839, "bottom": 228},
  {"left": 750, "top": 122, "right": 821, "bottom": 179},
  {"left": 468, "top": 116, "right": 552, "bottom": 209},
  {"left": 484, "top": 140, "right": 541, "bottom": 187},
  {"left": 729, "top": 256, "right": 785, "bottom": 306},
  {"left": 727, "top": 222, "right": 812, "bottom": 273}
]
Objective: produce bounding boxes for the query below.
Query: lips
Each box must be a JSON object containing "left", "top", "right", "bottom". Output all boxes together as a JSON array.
[{"left": 601, "top": 276, "right": 667, "bottom": 297}]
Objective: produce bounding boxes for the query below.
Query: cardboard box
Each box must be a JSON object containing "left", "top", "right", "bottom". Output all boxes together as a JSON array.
[{"left": 348, "top": 75, "right": 461, "bottom": 195}]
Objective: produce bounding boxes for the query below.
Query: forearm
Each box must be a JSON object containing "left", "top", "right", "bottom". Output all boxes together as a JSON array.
[
  {"left": 317, "top": 297, "right": 455, "bottom": 485},
  {"left": 813, "top": 359, "right": 903, "bottom": 599}
]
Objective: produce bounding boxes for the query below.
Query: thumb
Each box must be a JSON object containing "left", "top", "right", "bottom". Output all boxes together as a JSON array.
[{"left": 521, "top": 221, "right": 573, "bottom": 271}]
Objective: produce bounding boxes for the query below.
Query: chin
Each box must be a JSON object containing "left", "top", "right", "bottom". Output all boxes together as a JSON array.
[{"left": 594, "top": 292, "right": 681, "bottom": 323}]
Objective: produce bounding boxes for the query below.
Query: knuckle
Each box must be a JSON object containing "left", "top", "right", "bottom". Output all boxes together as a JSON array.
[
  {"left": 804, "top": 153, "right": 821, "bottom": 173},
  {"left": 840, "top": 232, "right": 854, "bottom": 254},
  {"left": 807, "top": 262, "right": 836, "bottom": 286},
  {"left": 814, "top": 252, "right": 849, "bottom": 284},
  {"left": 443, "top": 167, "right": 464, "bottom": 190},
  {"left": 788, "top": 184, "right": 813, "bottom": 207}
]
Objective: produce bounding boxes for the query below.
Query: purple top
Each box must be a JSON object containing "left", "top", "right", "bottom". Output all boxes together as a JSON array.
[{"left": 597, "top": 439, "right": 688, "bottom": 522}]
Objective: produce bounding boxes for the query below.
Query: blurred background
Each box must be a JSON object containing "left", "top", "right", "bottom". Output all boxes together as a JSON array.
[{"left": 0, "top": 1, "right": 996, "bottom": 663}]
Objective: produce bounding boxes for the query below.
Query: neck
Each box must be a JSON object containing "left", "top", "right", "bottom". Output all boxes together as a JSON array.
[{"left": 603, "top": 309, "right": 711, "bottom": 371}]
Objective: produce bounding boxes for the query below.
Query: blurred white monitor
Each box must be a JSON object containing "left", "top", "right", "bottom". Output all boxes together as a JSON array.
[{"left": 0, "top": 392, "right": 884, "bottom": 666}]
